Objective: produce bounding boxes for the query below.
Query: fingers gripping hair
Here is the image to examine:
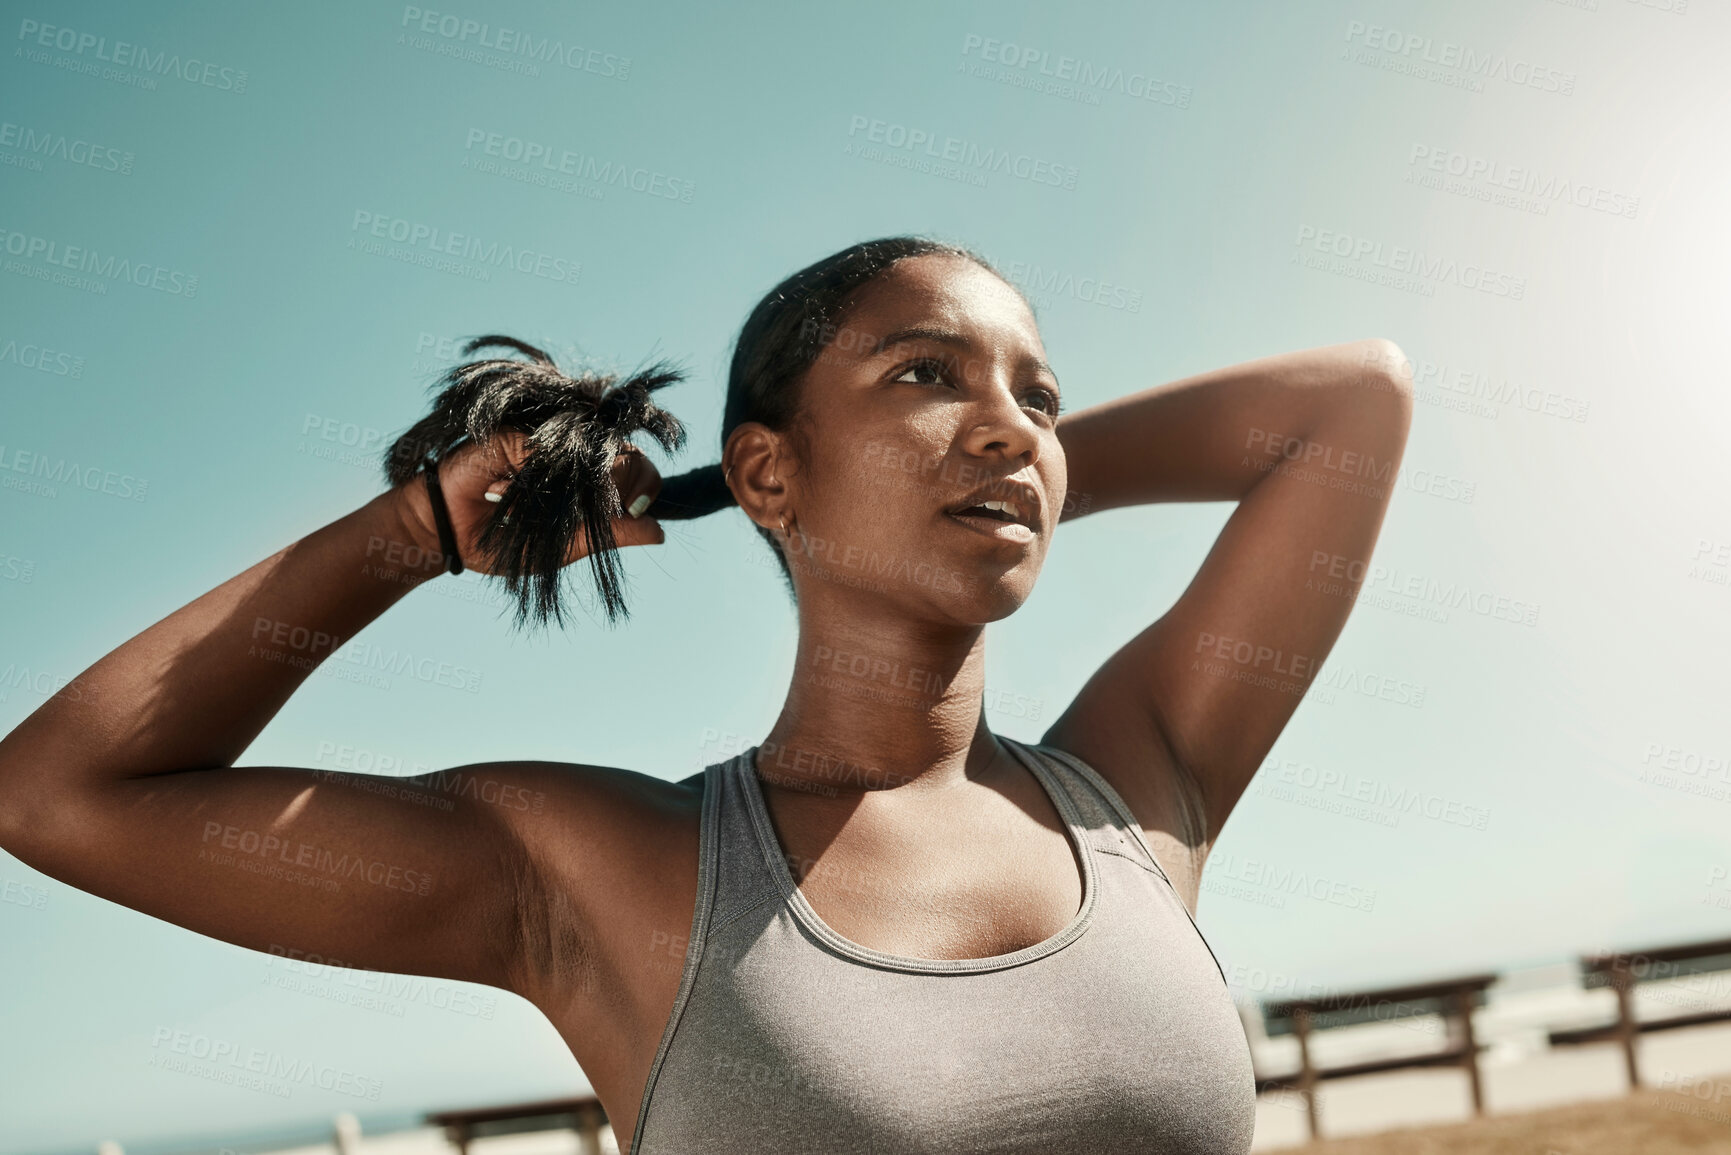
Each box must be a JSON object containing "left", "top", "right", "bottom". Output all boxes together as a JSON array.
[{"left": 382, "top": 335, "right": 687, "bottom": 630}]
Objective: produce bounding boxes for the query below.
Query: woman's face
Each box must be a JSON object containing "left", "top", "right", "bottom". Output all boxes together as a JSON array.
[{"left": 775, "top": 252, "right": 1068, "bottom": 625}]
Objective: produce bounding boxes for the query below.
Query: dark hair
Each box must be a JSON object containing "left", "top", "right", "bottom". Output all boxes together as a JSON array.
[{"left": 384, "top": 235, "right": 1007, "bottom": 629}]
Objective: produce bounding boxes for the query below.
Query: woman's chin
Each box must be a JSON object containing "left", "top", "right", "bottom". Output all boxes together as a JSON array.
[{"left": 924, "top": 571, "right": 1040, "bottom": 626}]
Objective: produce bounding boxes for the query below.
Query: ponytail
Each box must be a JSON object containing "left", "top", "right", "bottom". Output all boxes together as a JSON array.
[{"left": 382, "top": 335, "right": 729, "bottom": 629}]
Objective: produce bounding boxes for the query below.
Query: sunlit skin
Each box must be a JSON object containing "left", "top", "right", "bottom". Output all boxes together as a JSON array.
[{"left": 0, "top": 250, "right": 1412, "bottom": 1151}]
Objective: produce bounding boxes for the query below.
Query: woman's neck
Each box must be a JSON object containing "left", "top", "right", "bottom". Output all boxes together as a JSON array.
[{"left": 756, "top": 601, "right": 1004, "bottom": 799}]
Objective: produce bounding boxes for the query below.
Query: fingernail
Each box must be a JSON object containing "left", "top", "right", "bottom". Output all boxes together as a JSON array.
[
  {"left": 627, "top": 493, "right": 652, "bottom": 518},
  {"left": 484, "top": 491, "right": 504, "bottom": 504}
]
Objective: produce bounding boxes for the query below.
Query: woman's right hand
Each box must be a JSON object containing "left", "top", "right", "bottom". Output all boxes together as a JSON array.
[{"left": 393, "top": 431, "right": 666, "bottom": 576}]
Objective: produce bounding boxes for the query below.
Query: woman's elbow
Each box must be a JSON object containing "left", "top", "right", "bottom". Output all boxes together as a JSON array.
[
  {"left": 1358, "top": 338, "right": 1414, "bottom": 399},
  {"left": 1338, "top": 339, "right": 1415, "bottom": 438}
]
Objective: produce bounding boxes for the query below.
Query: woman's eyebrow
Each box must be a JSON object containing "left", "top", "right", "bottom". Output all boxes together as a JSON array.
[{"left": 873, "top": 325, "right": 970, "bottom": 354}]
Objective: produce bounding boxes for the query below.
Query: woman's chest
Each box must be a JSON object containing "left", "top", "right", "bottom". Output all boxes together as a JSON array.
[
  {"left": 786, "top": 815, "right": 1085, "bottom": 960},
  {"left": 637, "top": 858, "right": 1257, "bottom": 1154}
]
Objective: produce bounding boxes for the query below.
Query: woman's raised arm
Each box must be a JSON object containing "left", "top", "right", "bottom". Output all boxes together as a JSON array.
[
  {"left": 1038, "top": 339, "right": 1414, "bottom": 904},
  {"left": 0, "top": 438, "right": 669, "bottom": 997}
]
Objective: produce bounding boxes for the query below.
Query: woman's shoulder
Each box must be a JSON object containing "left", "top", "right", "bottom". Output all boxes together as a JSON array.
[
  {"left": 471, "top": 759, "right": 707, "bottom": 1014},
  {"left": 527, "top": 756, "right": 705, "bottom": 804},
  {"left": 1019, "top": 729, "right": 1211, "bottom": 910},
  {"left": 432, "top": 757, "right": 705, "bottom": 853}
]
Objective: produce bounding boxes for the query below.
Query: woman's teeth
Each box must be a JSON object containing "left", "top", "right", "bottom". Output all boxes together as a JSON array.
[{"left": 971, "top": 500, "right": 1021, "bottom": 522}]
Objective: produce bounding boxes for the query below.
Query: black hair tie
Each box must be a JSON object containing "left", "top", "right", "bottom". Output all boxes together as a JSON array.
[{"left": 421, "top": 459, "right": 464, "bottom": 575}]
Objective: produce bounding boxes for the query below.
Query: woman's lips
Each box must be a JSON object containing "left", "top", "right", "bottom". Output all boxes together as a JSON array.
[{"left": 944, "top": 510, "right": 1035, "bottom": 544}]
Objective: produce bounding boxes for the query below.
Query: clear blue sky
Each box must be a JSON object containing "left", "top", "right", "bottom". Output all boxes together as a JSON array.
[{"left": 3, "top": 0, "right": 1729, "bottom": 1150}]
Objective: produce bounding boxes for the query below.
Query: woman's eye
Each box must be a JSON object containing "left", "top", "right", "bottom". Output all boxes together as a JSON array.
[
  {"left": 894, "top": 359, "right": 1060, "bottom": 415},
  {"left": 893, "top": 359, "right": 950, "bottom": 387},
  {"left": 1026, "top": 387, "right": 1062, "bottom": 416}
]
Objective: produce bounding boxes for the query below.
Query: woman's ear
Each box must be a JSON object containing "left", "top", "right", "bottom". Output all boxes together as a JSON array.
[{"left": 724, "top": 424, "right": 797, "bottom": 533}]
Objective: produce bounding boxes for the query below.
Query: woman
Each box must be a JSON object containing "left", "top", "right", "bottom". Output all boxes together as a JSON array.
[{"left": 0, "top": 236, "right": 1412, "bottom": 1153}]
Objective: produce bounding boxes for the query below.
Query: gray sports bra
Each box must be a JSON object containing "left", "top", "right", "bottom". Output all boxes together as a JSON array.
[{"left": 630, "top": 736, "right": 1256, "bottom": 1153}]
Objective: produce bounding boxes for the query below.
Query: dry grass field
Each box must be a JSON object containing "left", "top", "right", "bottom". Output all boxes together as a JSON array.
[{"left": 1287, "top": 1082, "right": 1731, "bottom": 1155}]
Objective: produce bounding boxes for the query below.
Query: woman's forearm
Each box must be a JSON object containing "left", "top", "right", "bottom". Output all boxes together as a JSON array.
[
  {"left": 0, "top": 485, "right": 445, "bottom": 802},
  {"left": 1055, "top": 338, "right": 1406, "bottom": 515}
]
